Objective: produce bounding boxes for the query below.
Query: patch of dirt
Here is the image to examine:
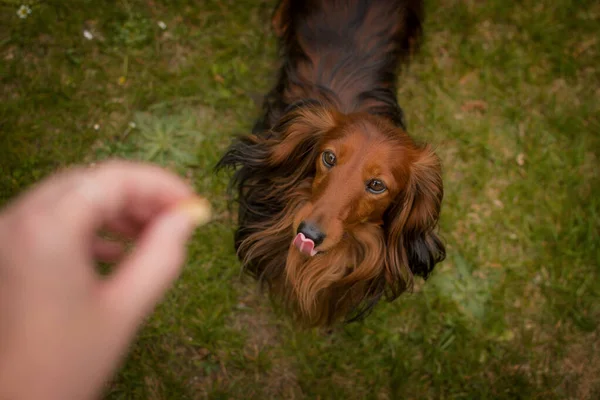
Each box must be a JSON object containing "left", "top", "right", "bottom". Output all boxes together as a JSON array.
[
  {"left": 228, "top": 282, "right": 305, "bottom": 399},
  {"left": 231, "top": 283, "right": 280, "bottom": 349},
  {"left": 559, "top": 330, "right": 600, "bottom": 400},
  {"left": 165, "top": 43, "right": 195, "bottom": 73},
  {"left": 461, "top": 99, "right": 488, "bottom": 114},
  {"left": 507, "top": 306, "right": 600, "bottom": 400}
]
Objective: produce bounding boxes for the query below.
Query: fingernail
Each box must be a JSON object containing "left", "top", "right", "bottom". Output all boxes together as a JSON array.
[{"left": 174, "top": 196, "right": 212, "bottom": 227}]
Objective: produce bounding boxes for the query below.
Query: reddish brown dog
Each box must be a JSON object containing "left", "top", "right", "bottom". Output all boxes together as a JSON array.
[{"left": 217, "top": 0, "right": 445, "bottom": 327}]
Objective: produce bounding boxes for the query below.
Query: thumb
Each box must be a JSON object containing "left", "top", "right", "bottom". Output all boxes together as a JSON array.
[{"left": 101, "top": 198, "right": 210, "bottom": 326}]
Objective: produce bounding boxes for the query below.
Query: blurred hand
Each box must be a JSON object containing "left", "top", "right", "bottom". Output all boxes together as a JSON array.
[{"left": 0, "top": 160, "right": 209, "bottom": 400}]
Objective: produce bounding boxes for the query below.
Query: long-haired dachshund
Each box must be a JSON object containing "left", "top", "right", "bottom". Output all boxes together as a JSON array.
[{"left": 217, "top": 0, "right": 445, "bottom": 327}]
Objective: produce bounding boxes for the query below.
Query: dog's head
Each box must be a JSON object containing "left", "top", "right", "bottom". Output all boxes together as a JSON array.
[
  {"left": 221, "top": 105, "right": 445, "bottom": 325},
  {"left": 277, "top": 107, "right": 442, "bottom": 270}
]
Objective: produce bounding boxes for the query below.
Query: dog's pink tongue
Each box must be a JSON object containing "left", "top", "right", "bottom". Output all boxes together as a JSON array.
[{"left": 293, "top": 233, "right": 317, "bottom": 257}]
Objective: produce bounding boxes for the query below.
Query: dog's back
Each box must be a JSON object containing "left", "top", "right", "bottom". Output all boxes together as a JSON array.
[{"left": 258, "top": 0, "right": 424, "bottom": 132}]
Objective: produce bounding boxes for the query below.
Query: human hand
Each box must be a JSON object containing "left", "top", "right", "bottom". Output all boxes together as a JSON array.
[{"left": 0, "top": 160, "right": 210, "bottom": 400}]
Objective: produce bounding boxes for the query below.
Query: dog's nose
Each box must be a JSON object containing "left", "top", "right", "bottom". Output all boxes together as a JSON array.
[{"left": 297, "top": 221, "right": 326, "bottom": 247}]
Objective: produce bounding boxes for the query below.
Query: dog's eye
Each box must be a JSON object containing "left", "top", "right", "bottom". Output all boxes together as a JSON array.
[
  {"left": 322, "top": 151, "right": 336, "bottom": 168},
  {"left": 366, "top": 179, "right": 387, "bottom": 194}
]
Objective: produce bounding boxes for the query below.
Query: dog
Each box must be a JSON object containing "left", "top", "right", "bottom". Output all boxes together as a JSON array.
[{"left": 216, "top": 0, "right": 445, "bottom": 327}]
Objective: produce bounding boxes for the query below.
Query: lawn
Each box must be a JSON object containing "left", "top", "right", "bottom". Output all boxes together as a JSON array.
[{"left": 1, "top": 0, "right": 599, "bottom": 399}]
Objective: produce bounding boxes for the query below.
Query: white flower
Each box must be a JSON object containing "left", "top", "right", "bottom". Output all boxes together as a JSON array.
[
  {"left": 157, "top": 21, "right": 167, "bottom": 30},
  {"left": 93, "top": 124, "right": 100, "bottom": 131},
  {"left": 128, "top": 121, "right": 136, "bottom": 129},
  {"left": 17, "top": 5, "right": 32, "bottom": 19},
  {"left": 83, "top": 30, "right": 94, "bottom": 40}
]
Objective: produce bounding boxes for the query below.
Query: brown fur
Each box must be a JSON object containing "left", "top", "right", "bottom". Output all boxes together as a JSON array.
[{"left": 217, "top": 0, "right": 444, "bottom": 327}]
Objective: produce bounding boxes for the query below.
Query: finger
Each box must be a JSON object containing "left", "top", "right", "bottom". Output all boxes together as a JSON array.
[
  {"left": 92, "top": 238, "right": 126, "bottom": 263},
  {"left": 101, "top": 216, "right": 145, "bottom": 240},
  {"left": 55, "top": 160, "right": 195, "bottom": 242},
  {"left": 100, "top": 205, "right": 201, "bottom": 324},
  {"left": 100, "top": 196, "right": 175, "bottom": 239},
  {"left": 0, "top": 166, "right": 87, "bottom": 221}
]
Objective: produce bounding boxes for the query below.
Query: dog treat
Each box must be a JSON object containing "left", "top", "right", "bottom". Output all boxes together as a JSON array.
[{"left": 175, "top": 196, "right": 212, "bottom": 226}]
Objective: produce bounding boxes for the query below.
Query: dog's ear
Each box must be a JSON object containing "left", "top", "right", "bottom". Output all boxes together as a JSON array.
[
  {"left": 272, "top": 0, "right": 291, "bottom": 38},
  {"left": 269, "top": 106, "right": 339, "bottom": 166},
  {"left": 215, "top": 105, "right": 339, "bottom": 189},
  {"left": 271, "top": 106, "right": 339, "bottom": 159},
  {"left": 383, "top": 145, "right": 445, "bottom": 295}
]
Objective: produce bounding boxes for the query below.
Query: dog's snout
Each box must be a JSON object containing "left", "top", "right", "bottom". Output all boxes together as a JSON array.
[{"left": 297, "top": 221, "right": 326, "bottom": 246}]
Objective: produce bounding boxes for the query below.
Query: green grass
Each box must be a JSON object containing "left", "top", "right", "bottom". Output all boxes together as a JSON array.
[{"left": 1, "top": 0, "right": 599, "bottom": 398}]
